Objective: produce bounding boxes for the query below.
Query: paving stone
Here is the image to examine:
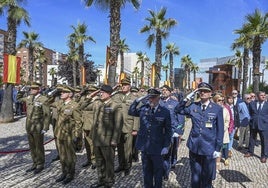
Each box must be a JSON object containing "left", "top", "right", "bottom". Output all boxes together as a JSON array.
[{"left": 0, "top": 117, "right": 268, "bottom": 187}]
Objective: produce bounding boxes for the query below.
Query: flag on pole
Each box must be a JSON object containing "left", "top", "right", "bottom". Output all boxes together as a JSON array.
[
  {"left": 104, "top": 46, "right": 110, "bottom": 84},
  {"left": 3, "top": 54, "right": 21, "bottom": 84}
]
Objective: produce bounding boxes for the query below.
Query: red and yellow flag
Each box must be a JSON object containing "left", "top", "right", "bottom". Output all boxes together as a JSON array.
[{"left": 3, "top": 54, "right": 21, "bottom": 84}]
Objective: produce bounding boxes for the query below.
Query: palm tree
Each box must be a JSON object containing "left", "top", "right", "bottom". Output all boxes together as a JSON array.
[
  {"left": 140, "top": 7, "right": 177, "bottom": 88},
  {"left": 67, "top": 34, "right": 79, "bottom": 87},
  {"left": 70, "top": 22, "right": 95, "bottom": 86},
  {"left": 132, "top": 66, "right": 140, "bottom": 87},
  {"left": 18, "top": 31, "right": 43, "bottom": 83},
  {"left": 34, "top": 46, "right": 46, "bottom": 84},
  {"left": 83, "top": 0, "right": 140, "bottom": 86},
  {"left": 0, "top": 0, "right": 30, "bottom": 123},
  {"left": 232, "top": 28, "right": 253, "bottom": 97},
  {"left": 181, "top": 55, "right": 193, "bottom": 90},
  {"left": 163, "top": 42, "right": 180, "bottom": 88},
  {"left": 242, "top": 9, "right": 268, "bottom": 93},
  {"left": 162, "top": 64, "right": 169, "bottom": 82},
  {"left": 118, "top": 38, "right": 130, "bottom": 76},
  {"left": 136, "top": 51, "right": 150, "bottom": 87},
  {"left": 48, "top": 67, "right": 57, "bottom": 87},
  {"left": 191, "top": 63, "right": 199, "bottom": 85},
  {"left": 226, "top": 50, "right": 243, "bottom": 91}
]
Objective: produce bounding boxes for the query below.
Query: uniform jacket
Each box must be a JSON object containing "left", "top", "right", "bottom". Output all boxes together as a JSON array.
[
  {"left": 249, "top": 100, "right": 268, "bottom": 131},
  {"left": 112, "top": 92, "right": 140, "bottom": 132},
  {"left": 128, "top": 100, "right": 172, "bottom": 155},
  {"left": 160, "top": 97, "right": 185, "bottom": 135},
  {"left": 53, "top": 100, "right": 82, "bottom": 140},
  {"left": 175, "top": 100, "right": 224, "bottom": 156},
  {"left": 91, "top": 98, "right": 121, "bottom": 146},
  {"left": 20, "top": 94, "right": 50, "bottom": 133},
  {"left": 79, "top": 96, "right": 100, "bottom": 131}
]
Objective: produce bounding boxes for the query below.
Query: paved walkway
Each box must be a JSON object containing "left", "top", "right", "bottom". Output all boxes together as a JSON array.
[{"left": 0, "top": 117, "right": 268, "bottom": 188}]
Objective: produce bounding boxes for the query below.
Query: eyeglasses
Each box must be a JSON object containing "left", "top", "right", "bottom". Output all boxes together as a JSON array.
[
  {"left": 246, "top": 98, "right": 251, "bottom": 100},
  {"left": 251, "top": 95, "right": 255, "bottom": 98},
  {"left": 217, "top": 99, "right": 224, "bottom": 102},
  {"left": 232, "top": 93, "right": 238, "bottom": 95}
]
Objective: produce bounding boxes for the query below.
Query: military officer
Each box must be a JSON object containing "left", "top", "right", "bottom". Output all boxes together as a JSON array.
[
  {"left": 160, "top": 85, "right": 185, "bottom": 180},
  {"left": 90, "top": 84, "right": 121, "bottom": 188},
  {"left": 19, "top": 82, "right": 51, "bottom": 174},
  {"left": 112, "top": 78, "right": 140, "bottom": 176},
  {"left": 79, "top": 85, "right": 100, "bottom": 169},
  {"left": 175, "top": 82, "right": 224, "bottom": 188},
  {"left": 128, "top": 88, "right": 172, "bottom": 188},
  {"left": 52, "top": 85, "right": 83, "bottom": 185}
]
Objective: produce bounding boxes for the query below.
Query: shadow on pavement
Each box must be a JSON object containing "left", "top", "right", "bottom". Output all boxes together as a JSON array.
[{"left": 220, "top": 169, "right": 252, "bottom": 188}]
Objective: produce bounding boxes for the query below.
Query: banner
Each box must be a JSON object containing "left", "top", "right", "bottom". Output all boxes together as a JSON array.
[
  {"left": 151, "top": 64, "right": 156, "bottom": 87},
  {"left": 104, "top": 46, "right": 110, "bottom": 84},
  {"left": 3, "top": 54, "right": 21, "bottom": 84}
]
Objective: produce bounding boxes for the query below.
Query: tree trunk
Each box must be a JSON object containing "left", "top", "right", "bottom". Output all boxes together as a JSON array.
[
  {"left": 252, "top": 37, "right": 261, "bottom": 93},
  {"left": 155, "top": 33, "right": 162, "bottom": 88},
  {"left": 242, "top": 48, "right": 249, "bottom": 97},
  {"left": 169, "top": 54, "right": 174, "bottom": 88},
  {"left": 73, "top": 61, "right": 77, "bottom": 87},
  {"left": 108, "top": 2, "right": 121, "bottom": 87},
  {"left": 120, "top": 51, "right": 124, "bottom": 75},
  {"left": 141, "top": 61, "right": 144, "bottom": 87},
  {"left": 0, "top": 84, "right": 14, "bottom": 123}
]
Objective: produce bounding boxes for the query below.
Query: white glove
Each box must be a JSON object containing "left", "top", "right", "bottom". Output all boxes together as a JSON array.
[
  {"left": 161, "top": 147, "right": 169, "bottom": 155},
  {"left": 41, "top": 130, "right": 47, "bottom": 134},
  {"left": 184, "top": 89, "right": 199, "bottom": 101},
  {"left": 212, "top": 151, "right": 221, "bottom": 158},
  {"left": 136, "top": 95, "right": 148, "bottom": 103},
  {"left": 173, "top": 132, "right": 179, "bottom": 137}
]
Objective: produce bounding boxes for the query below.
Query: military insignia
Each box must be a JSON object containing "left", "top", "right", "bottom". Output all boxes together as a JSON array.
[
  {"left": 208, "top": 104, "right": 212, "bottom": 108},
  {"left": 193, "top": 108, "right": 198, "bottom": 113},
  {"left": 157, "top": 109, "right": 160, "bottom": 112},
  {"left": 34, "top": 101, "right": 42, "bottom": 107}
]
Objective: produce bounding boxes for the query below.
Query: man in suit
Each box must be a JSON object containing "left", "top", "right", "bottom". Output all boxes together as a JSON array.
[
  {"left": 175, "top": 82, "right": 224, "bottom": 188},
  {"left": 128, "top": 88, "right": 172, "bottom": 188},
  {"left": 244, "top": 91, "right": 268, "bottom": 163},
  {"left": 18, "top": 82, "right": 51, "bottom": 174},
  {"left": 90, "top": 84, "right": 121, "bottom": 188}
]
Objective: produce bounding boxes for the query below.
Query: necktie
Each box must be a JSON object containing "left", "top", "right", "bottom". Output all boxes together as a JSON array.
[
  {"left": 258, "top": 102, "right": 262, "bottom": 113},
  {"left": 152, "top": 107, "right": 155, "bottom": 114},
  {"left": 202, "top": 105, "right": 206, "bottom": 111}
]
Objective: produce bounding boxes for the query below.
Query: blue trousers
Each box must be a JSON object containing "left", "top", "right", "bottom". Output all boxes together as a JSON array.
[
  {"left": 189, "top": 151, "right": 216, "bottom": 188},
  {"left": 141, "top": 152, "right": 163, "bottom": 188}
]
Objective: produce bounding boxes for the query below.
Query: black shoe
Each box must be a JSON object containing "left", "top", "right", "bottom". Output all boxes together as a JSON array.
[
  {"left": 82, "top": 161, "right": 92, "bottom": 168},
  {"left": 114, "top": 167, "right": 124, "bottom": 173},
  {"left": 62, "top": 176, "right": 74, "bottom": 185},
  {"left": 90, "top": 182, "right": 105, "bottom": 188},
  {"left": 26, "top": 165, "right": 36, "bottom": 173},
  {"left": 34, "top": 167, "right": 44, "bottom": 174},
  {"left": 124, "top": 168, "right": 131, "bottom": 176},
  {"left": 52, "top": 155, "right": 60, "bottom": 162},
  {"left": 56, "top": 174, "right": 66, "bottom": 182},
  {"left": 91, "top": 164, "right": 96, "bottom": 169}
]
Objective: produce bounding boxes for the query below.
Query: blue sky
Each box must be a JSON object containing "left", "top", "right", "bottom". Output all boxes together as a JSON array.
[{"left": 1, "top": 0, "right": 268, "bottom": 68}]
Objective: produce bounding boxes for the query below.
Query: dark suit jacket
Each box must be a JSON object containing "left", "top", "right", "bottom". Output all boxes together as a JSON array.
[{"left": 249, "top": 101, "right": 268, "bottom": 131}]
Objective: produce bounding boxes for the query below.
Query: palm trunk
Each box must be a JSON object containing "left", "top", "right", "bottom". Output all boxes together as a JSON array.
[
  {"left": 242, "top": 48, "right": 249, "bottom": 97},
  {"left": 79, "top": 45, "right": 84, "bottom": 86},
  {"left": 108, "top": 1, "right": 121, "bottom": 86},
  {"left": 141, "top": 61, "right": 144, "bottom": 87},
  {"left": 28, "top": 47, "right": 34, "bottom": 82},
  {"left": 73, "top": 61, "right": 77, "bottom": 87},
  {"left": 120, "top": 51, "right": 124, "bottom": 74},
  {"left": 0, "top": 14, "right": 16, "bottom": 122},
  {"left": 252, "top": 37, "right": 261, "bottom": 93},
  {"left": 169, "top": 54, "right": 174, "bottom": 88},
  {"left": 155, "top": 32, "right": 162, "bottom": 88}
]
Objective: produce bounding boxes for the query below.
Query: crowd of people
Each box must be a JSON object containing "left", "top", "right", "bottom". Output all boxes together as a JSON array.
[{"left": 4, "top": 79, "right": 266, "bottom": 188}]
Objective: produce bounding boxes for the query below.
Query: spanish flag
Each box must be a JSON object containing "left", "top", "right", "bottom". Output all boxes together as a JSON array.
[{"left": 3, "top": 54, "right": 21, "bottom": 84}]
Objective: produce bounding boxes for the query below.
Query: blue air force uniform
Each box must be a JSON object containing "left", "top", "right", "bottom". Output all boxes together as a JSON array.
[
  {"left": 128, "top": 89, "right": 172, "bottom": 188},
  {"left": 175, "top": 82, "right": 224, "bottom": 188}
]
